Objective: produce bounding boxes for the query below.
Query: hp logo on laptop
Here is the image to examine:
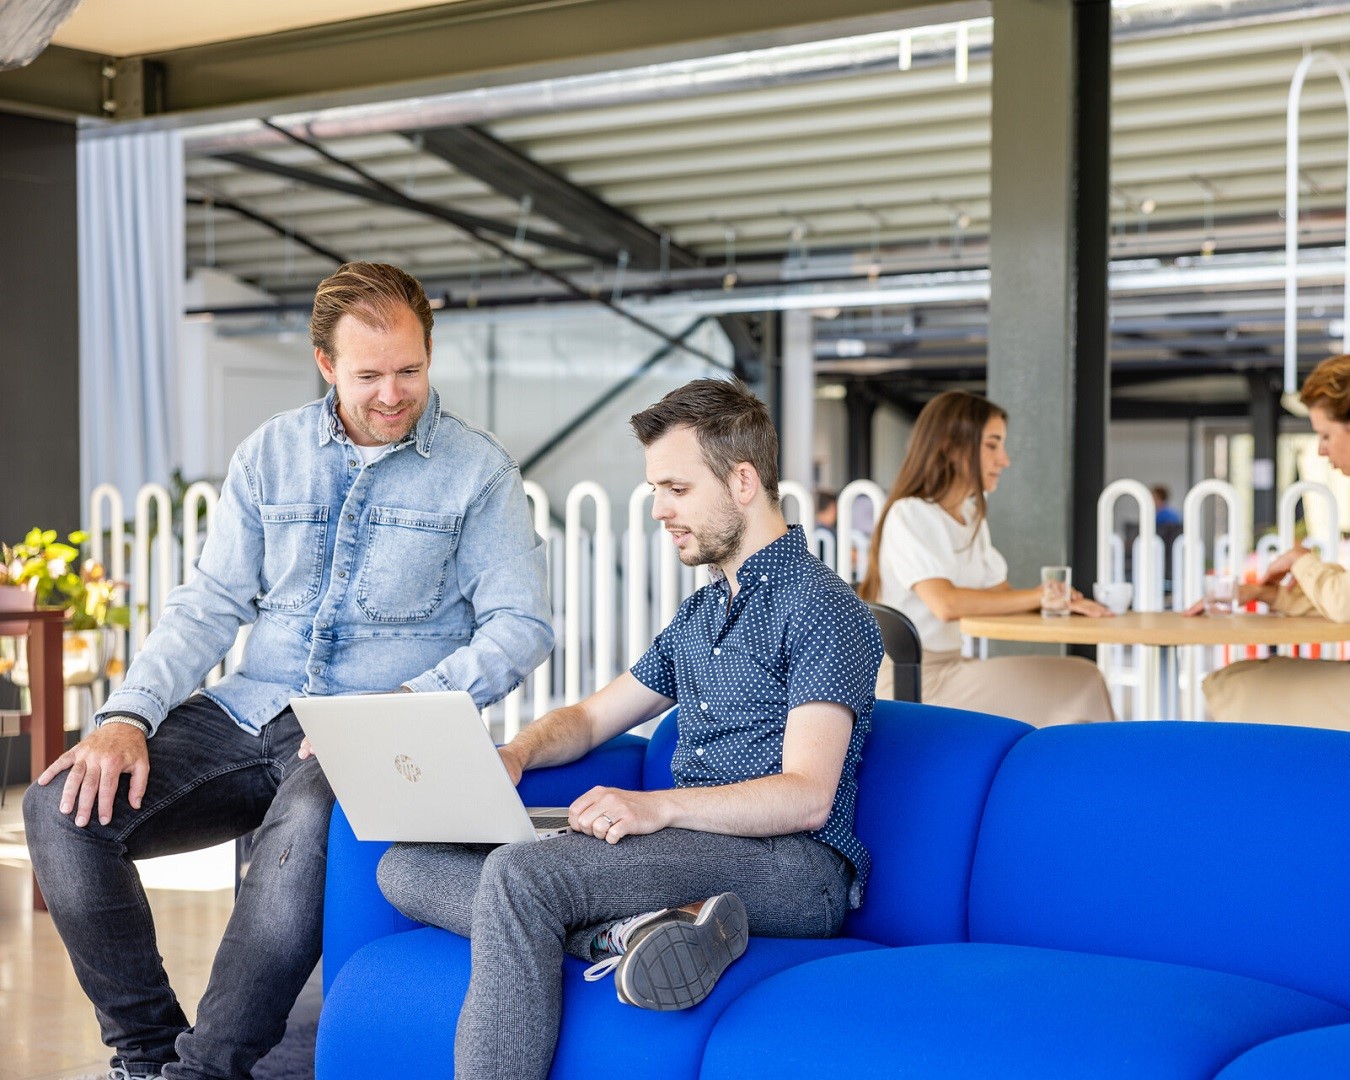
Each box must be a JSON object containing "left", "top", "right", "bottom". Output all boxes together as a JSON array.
[{"left": 393, "top": 754, "right": 422, "bottom": 783}]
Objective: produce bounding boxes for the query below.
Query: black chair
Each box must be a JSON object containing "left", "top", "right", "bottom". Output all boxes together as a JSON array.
[{"left": 866, "top": 601, "right": 923, "bottom": 704}]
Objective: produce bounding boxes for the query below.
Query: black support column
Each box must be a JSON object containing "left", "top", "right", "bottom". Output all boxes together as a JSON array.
[
  {"left": 1248, "top": 371, "right": 1282, "bottom": 538},
  {"left": 0, "top": 112, "right": 80, "bottom": 544},
  {"left": 845, "top": 381, "right": 877, "bottom": 484},
  {"left": 986, "top": 0, "right": 1111, "bottom": 610}
]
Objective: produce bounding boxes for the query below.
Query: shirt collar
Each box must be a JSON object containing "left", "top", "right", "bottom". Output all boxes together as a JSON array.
[
  {"left": 729, "top": 524, "right": 805, "bottom": 593},
  {"left": 316, "top": 386, "right": 442, "bottom": 458}
]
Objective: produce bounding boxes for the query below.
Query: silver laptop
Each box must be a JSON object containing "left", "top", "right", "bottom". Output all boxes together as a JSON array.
[{"left": 290, "top": 690, "right": 572, "bottom": 844}]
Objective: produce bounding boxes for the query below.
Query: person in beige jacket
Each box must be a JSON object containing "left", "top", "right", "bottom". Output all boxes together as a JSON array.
[{"left": 1201, "top": 353, "right": 1350, "bottom": 727}]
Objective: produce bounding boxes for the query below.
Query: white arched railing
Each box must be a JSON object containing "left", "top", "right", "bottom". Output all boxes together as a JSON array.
[
  {"left": 132, "top": 484, "right": 174, "bottom": 653},
  {"left": 1278, "top": 480, "right": 1339, "bottom": 557},
  {"left": 1179, "top": 480, "right": 1246, "bottom": 720},
  {"left": 837, "top": 479, "right": 885, "bottom": 584},
  {"left": 1284, "top": 50, "right": 1350, "bottom": 394},
  {"left": 1097, "top": 479, "right": 1158, "bottom": 720},
  {"left": 1277, "top": 481, "right": 1343, "bottom": 661},
  {"left": 564, "top": 483, "right": 614, "bottom": 705}
]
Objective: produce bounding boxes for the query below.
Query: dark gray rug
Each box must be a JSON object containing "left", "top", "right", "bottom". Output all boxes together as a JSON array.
[
  {"left": 253, "top": 1018, "right": 317, "bottom": 1080},
  {"left": 252, "top": 963, "right": 321, "bottom": 1080}
]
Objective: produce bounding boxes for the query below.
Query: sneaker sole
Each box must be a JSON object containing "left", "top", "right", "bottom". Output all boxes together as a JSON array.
[{"left": 615, "top": 893, "right": 749, "bottom": 1011}]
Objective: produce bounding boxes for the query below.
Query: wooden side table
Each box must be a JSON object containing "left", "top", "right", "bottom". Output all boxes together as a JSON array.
[{"left": 0, "top": 587, "right": 67, "bottom": 910}]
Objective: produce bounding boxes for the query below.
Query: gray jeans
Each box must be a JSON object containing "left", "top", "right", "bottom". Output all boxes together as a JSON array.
[{"left": 377, "top": 827, "right": 852, "bottom": 1080}]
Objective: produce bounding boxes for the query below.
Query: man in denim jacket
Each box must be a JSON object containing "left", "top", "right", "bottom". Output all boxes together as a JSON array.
[{"left": 24, "top": 262, "right": 554, "bottom": 1080}]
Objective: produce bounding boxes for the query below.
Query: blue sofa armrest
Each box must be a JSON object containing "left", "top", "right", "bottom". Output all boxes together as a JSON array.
[{"left": 322, "top": 731, "right": 650, "bottom": 993}]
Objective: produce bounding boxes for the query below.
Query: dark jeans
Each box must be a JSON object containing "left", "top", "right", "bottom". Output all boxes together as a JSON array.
[{"left": 23, "top": 695, "right": 334, "bottom": 1079}]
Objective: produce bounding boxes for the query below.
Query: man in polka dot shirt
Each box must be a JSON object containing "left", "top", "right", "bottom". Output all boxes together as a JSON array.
[{"left": 377, "top": 378, "right": 884, "bottom": 1080}]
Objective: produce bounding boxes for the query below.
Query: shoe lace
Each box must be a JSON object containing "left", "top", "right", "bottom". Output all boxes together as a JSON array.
[{"left": 582, "top": 908, "right": 666, "bottom": 982}]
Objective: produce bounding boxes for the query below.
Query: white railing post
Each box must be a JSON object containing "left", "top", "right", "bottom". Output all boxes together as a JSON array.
[
  {"left": 626, "top": 484, "right": 654, "bottom": 668},
  {"left": 837, "top": 479, "right": 884, "bottom": 583},
  {"left": 1180, "top": 480, "right": 1246, "bottom": 719},
  {"left": 1284, "top": 51, "right": 1350, "bottom": 394},
  {"left": 1098, "top": 480, "right": 1158, "bottom": 719},
  {"left": 1277, "top": 481, "right": 1341, "bottom": 660},
  {"left": 564, "top": 483, "right": 613, "bottom": 705},
  {"left": 87, "top": 483, "right": 128, "bottom": 691},
  {"left": 778, "top": 480, "right": 813, "bottom": 550},
  {"left": 1278, "top": 480, "right": 1339, "bottom": 557},
  {"left": 132, "top": 484, "right": 175, "bottom": 654},
  {"left": 502, "top": 481, "right": 552, "bottom": 736}
]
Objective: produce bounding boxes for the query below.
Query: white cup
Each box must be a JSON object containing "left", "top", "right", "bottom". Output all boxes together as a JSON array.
[
  {"left": 1041, "top": 566, "right": 1072, "bottom": 617},
  {"left": 1203, "top": 572, "right": 1236, "bottom": 616},
  {"left": 1092, "top": 581, "right": 1132, "bottom": 616}
]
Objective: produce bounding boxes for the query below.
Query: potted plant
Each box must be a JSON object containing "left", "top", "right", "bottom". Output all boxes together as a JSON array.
[{"left": 0, "top": 528, "right": 130, "bottom": 689}]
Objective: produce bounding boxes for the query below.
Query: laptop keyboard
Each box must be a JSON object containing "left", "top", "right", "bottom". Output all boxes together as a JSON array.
[{"left": 530, "top": 814, "right": 572, "bottom": 830}]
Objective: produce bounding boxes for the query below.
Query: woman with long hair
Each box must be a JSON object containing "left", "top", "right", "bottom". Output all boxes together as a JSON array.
[
  {"left": 860, "top": 390, "right": 1114, "bottom": 726},
  {"left": 1196, "top": 353, "right": 1350, "bottom": 727}
]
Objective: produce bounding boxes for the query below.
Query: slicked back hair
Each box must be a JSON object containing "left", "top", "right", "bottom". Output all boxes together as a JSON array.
[
  {"left": 630, "top": 379, "right": 780, "bottom": 508},
  {"left": 310, "top": 261, "right": 433, "bottom": 361}
]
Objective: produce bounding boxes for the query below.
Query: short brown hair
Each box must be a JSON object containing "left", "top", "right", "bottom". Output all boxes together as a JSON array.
[
  {"left": 1300, "top": 354, "right": 1350, "bottom": 422},
  {"left": 310, "top": 262, "right": 433, "bottom": 360},
  {"left": 630, "top": 379, "right": 780, "bottom": 507}
]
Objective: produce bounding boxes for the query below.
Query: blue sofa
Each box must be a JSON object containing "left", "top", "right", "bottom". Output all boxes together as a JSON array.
[{"left": 316, "top": 702, "right": 1350, "bottom": 1078}]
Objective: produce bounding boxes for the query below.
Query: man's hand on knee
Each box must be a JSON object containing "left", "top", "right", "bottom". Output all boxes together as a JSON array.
[{"left": 37, "top": 724, "right": 151, "bottom": 827}]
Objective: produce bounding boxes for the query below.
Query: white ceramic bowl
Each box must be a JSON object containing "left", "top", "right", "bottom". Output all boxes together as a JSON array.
[{"left": 1093, "top": 581, "right": 1133, "bottom": 615}]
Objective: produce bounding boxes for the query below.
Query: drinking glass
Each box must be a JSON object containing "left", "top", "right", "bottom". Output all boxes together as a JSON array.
[{"left": 1041, "top": 566, "right": 1072, "bottom": 617}]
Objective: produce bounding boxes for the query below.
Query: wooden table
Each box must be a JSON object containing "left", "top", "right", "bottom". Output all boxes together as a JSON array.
[
  {"left": 0, "top": 590, "right": 67, "bottom": 911},
  {"left": 959, "top": 611, "right": 1350, "bottom": 720}
]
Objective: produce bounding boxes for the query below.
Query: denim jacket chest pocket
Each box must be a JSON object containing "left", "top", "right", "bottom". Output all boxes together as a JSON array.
[
  {"left": 357, "top": 505, "right": 463, "bottom": 622},
  {"left": 258, "top": 503, "right": 330, "bottom": 611}
]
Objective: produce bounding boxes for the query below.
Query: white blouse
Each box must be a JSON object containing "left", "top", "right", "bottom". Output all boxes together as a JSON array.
[{"left": 877, "top": 496, "right": 1009, "bottom": 653}]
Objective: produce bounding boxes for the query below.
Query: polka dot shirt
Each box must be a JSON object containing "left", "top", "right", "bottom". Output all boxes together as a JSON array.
[{"left": 631, "top": 525, "right": 884, "bottom": 906}]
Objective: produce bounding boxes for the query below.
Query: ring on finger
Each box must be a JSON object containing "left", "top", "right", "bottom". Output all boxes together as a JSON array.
[{"left": 600, "top": 812, "right": 615, "bottom": 826}]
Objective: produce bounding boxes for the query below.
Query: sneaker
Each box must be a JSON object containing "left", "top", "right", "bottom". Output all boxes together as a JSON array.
[{"left": 583, "top": 892, "right": 749, "bottom": 1011}]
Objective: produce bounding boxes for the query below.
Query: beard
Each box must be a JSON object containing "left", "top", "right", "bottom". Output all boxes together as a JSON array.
[
  {"left": 345, "top": 394, "right": 427, "bottom": 445},
  {"left": 676, "top": 486, "right": 746, "bottom": 569}
]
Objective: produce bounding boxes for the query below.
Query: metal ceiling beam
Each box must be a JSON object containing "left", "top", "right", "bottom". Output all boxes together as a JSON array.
[
  {"left": 414, "top": 124, "right": 764, "bottom": 369},
  {"left": 0, "top": 0, "right": 971, "bottom": 120},
  {"left": 186, "top": 195, "right": 348, "bottom": 266},
  {"left": 416, "top": 125, "right": 688, "bottom": 271},
  {"left": 211, "top": 151, "right": 608, "bottom": 261},
  {"left": 259, "top": 118, "right": 732, "bottom": 369}
]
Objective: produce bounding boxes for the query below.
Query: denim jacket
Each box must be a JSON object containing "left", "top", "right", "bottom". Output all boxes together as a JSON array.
[{"left": 98, "top": 389, "right": 554, "bottom": 736}]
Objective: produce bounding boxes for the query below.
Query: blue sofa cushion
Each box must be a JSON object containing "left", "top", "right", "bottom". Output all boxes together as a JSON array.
[
  {"left": 968, "top": 722, "right": 1350, "bottom": 1008},
  {"left": 316, "top": 926, "right": 881, "bottom": 1077},
  {"left": 699, "top": 943, "right": 1350, "bottom": 1080},
  {"left": 841, "top": 701, "right": 1030, "bottom": 947},
  {"left": 1214, "top": 1022, "right": 1350, "bottom": 1078},
  {"left": 639, "top": 701, "right": 1029, "bottom": 949}
]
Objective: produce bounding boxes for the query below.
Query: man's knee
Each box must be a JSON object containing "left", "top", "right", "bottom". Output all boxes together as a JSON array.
[
  {"left": 376, "top": 843, "right": 418, "bottom": 907},
  {"left": 22, "top": 778, "right": 68, "bottom": 847},
  {"left": 267, "top": 757, "right": 335, "bottom": 838}
]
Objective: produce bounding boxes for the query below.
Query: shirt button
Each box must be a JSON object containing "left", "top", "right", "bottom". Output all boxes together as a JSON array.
[
  {"left": 713, "top": 647, "right": 721, "bottom": 656},
  {"left": 696, "top": 747, "right": 705, "bottom": 756},
  {"left": 346, "top": 513, "right": 355, "bottom": 521},
  {"left": 310, "top": 667, "right": 320, "bottom": 674},
  {"left": 348, "top": 459, "right": 357, "bottom": 467},
  {"left": 760, "top": 574, "right": 769, "bottom": 582},
  {"left": 700, "top": 702, "right": 708, "bottom": 711},
  {"left": 339, "top": 570, "right": 348, "bottom": 578}
]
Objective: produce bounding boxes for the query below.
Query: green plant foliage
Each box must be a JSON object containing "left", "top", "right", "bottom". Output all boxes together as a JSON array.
[{"left": 0, "top": 528, "right": 131, "bottom": 630}]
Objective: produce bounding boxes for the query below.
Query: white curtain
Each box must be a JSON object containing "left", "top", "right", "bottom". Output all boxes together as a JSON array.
[{"left": 77, "top": 128, "right": 184, "bottom": 512}]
